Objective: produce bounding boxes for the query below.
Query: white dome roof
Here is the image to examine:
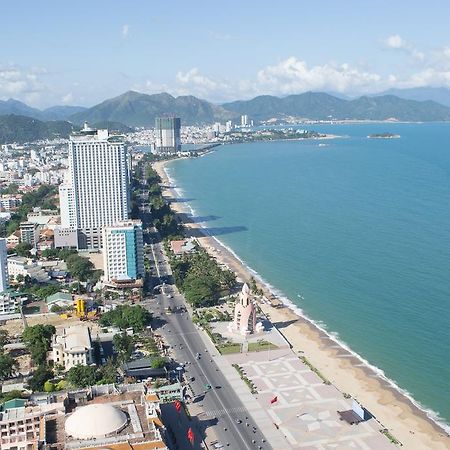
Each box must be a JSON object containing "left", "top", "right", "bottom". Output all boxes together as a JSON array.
[{"left": 65, "top": 404, "right": 127, "bottom": 439}]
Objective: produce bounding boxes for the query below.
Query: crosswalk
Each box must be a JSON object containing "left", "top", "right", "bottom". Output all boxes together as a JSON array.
[{"left": 204, "top": 406, "right": 248, "bottom": 418}]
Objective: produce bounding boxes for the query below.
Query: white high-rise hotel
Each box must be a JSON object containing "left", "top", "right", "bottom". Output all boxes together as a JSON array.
[{"left": 60, "top": 124, "right": 130, "bottom": 250}]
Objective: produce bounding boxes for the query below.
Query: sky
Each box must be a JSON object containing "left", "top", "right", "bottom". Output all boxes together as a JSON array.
[{"left": 2, "top": 0, "right": 450, "bottom": 108}]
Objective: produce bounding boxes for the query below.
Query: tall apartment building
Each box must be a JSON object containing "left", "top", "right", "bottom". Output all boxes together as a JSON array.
[
  {"left": 102, "top": 220, "right": 144, "bottom": 283},
  {"left": 60, "top": 124, "right": 130, "bottom": 250},
  {"left": 155, "top": 117, "right": 181, "bottom": 153},
  {"left": 59, "top": 183, "right": 76, "bottom": 229},
  {"left": 19, "top": 222, "right": 39, "bottom": 248},
  {"left": 0, "top": 238, "right": 9, "bottom": 292}
]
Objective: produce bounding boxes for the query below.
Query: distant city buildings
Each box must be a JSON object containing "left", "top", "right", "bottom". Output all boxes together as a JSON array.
[
  {"left": 0, "top": 238, "right": 9, "bottom": 292},
  {"left": 241, "top": 114, "right": 249, "bottom": 127},
  {"left": 102, "top": 220, "right": 144, "bottom": 284},
  {"left": 59, "top": 123, "right": 130, "bottom": 250},
  {"left": 155, "top": 117, "right": 181, "bottom": 153}
]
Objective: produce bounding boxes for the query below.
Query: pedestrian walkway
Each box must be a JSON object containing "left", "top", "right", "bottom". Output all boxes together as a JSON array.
[
  {"left": 195, "top": 325, "right": 293, "bottom": 449},
  {"left": 225, "top": 350, "right": 394, "bottom": 449}
]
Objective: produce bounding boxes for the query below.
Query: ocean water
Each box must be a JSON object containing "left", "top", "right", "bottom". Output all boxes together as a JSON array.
[{"left": 167, "top": 123, "right": 450, "bottom": 428}]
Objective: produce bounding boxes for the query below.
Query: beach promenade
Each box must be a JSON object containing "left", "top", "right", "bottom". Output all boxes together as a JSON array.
[{"left": 153, "top": 160, "right": 450, "bottom": 450}]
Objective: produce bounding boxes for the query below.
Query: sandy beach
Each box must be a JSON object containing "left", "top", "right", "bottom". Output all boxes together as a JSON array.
[{"left": 153, "top": 159, "right": 450, "bottom": 450}]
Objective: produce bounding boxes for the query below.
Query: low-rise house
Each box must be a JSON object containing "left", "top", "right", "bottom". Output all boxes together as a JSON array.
[
  {"left": 46, "top": 291, "right": 73, "bottom": 309},
  {"left": 120, "top": 357, "right": 168, "bottom": 380},
  {"left": 0, "top": 291, "right": 26, "bottom": 315},
  {"left": 8, "top": 256, "right": 50, "bottom": 283},
  {"left": 52, "top": 325, "right": 94, "bottom": 370},
  {"left": 170, "top": 238, "right": 196, "bottom": 256},
  {"left": 6, "top": 232, "right": 20, "bottom": 249}
]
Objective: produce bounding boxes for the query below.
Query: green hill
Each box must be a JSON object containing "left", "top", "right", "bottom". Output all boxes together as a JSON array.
[
  {"left": 0, "top": 115, "right": 74, "bottom": 143},
  {"left": 69, "top": 91, "right": 234, "bottom": 126},
  {"left": 223, "top": 92, "right": 450, "bottom": 121}
]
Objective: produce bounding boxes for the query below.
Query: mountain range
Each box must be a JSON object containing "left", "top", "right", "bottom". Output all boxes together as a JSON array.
[
  {"left": 2, "top": 87, "right": 450, "bottom": 142},
  {"left": 0, "top": 99, "right": 87, "bottom": 121}
]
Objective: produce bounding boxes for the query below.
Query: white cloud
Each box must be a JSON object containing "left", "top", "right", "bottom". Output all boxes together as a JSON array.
[
  {"left": 121, "top": 24, "right": 129, "bottom": 38},
  {"left": 176, "top": 68, "right": 219, "bottom": 91},
  {"left": 384, "top": 34, "right": 407, "bottom": 49},
  {"left": 0, "top": 64, "right": 46, "bottom": 102},
  {"left": 256, "top": 57, "right": 382, "bottom": 94},
  {"left": 61, "top": 93, "right": 73, "bottom": 103},
  {"left": 383, "top": 35, "right": 425, "bottom": 61}
]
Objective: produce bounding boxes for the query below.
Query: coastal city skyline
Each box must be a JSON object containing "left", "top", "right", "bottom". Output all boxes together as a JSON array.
[
  {"left": 3, "top": 1, "right": 450, "bottom": 107},
  {"left": 1, "top": 3, "right": 450, "bottom": 450}
]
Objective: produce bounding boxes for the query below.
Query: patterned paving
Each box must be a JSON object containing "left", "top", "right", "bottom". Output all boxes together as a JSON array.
[{"left": 225, "top": 350, "right": 394, "bottom": 449}]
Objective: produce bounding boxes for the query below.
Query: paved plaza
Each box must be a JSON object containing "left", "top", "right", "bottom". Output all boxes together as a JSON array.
[{"left": 225, "top": 349, "right": 394, "bottom": 449}]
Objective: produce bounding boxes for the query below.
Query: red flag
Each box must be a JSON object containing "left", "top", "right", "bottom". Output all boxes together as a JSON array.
[
  {"left": 187, "top": 427, "right": 194, "bottom": 444},
  {"left": 174, "top": 400, "right": 182, "bottom": 412},
  {"left": 270, "top": 396, "right": 278, "bottom": 404}
]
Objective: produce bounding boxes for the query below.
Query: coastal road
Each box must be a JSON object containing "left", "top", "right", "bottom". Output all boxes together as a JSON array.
[{"left": 143, "top": 239, "right": 271, "bottom": 450}]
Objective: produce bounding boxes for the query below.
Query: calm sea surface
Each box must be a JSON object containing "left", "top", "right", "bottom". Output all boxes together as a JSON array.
[{"left": 167, "top": 123, "right": 450, "bottom": 426}]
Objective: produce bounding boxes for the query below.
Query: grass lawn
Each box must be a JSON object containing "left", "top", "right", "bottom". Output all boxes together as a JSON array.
[
  {"left": 217, "top": 343, "right": 241, "bottom": 354},
  {"left": 248, "top": 341, "right": 278, "bottom": 352}
]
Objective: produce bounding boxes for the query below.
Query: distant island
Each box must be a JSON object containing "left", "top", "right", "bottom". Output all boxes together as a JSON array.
[
  {"left": 221, "top": 128, "right": 339, "bottom": 144},
  {"left": 367, "top": 132, "right": 401, "bottom": 139}
]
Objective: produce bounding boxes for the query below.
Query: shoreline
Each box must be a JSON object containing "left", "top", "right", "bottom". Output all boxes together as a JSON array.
[{"left": 153, "top": 158, "right": 450, "bottom": 450}]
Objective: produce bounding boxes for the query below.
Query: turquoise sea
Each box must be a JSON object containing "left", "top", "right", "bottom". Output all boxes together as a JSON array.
[{"left": 166, "top": 123, "right": 450, "bottom": 429}]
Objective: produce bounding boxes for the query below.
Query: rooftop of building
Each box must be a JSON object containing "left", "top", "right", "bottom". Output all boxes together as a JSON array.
[
  {"left": 170, "top": 238, "right": 196, "bottom": 255},
  {"left": 105, "top": 220, "right": 143, "bottom": 231},
  {"left": 54, "top": 325, "right": 92, "bottom": 353},
  {"left": 46, "top": 291, "right": 72, "bottom": 304},
  {"left": 70, "top": 123, "right": 125, "bottom": 144},
  {"left": 58, "top": 389, "right": 165, "bottom": 449}
]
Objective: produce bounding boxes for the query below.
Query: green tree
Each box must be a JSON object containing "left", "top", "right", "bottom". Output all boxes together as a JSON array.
[
  {"left": 0, "top": 353, "right": 17, "bottom": 380},
  {"left": 99, "top": 305, "right": 151, "bottom": 332},
  {"left": 43, "top": 380, "right": 55, "bottom": 392},
  {"left": 151, "top": 356, "right": 166, "bottom": 369},
  {"left": 113, "top": 333, "right": 134, "bottom": 362},
  {"left": 27, "top": 365, "right": 53, "bottom": 392},
  {"left": 55, "top": 379, "right": 68, "bottom": 390},
  {"left": 0, "top": 329, "right": 9, "bottom": 348},
  {"left": 22, "top": 324, "right": 56, "bottom": 366},
  {"left": 67, "top": 365, "right": 97, "bottom": 388},
  {"left": 16, "top": 273, "right": 25, "bottom": 284},
  {"left": 183, "top": 275, "right": 217, "bottom": 308},
  {"left": 15, "top": 242, "right": 32, "bottom": 257},
  {"left": 97, "top": 359, "right": 117, "bottom": 384},
  {"left": 66, "top": 254, "right": 94, "bottom": 282},
  {"left": 6, "top": 219, "right": 20, "bottom": 236},
  {"left": 0, "top": 389, "right": 25, "bottom": 402}
]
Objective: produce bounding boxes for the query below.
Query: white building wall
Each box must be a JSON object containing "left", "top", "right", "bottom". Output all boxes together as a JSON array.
[
  {"left": 0, "top": 239, "right": 9, "bottom": 292},
  {"left": 59, "top": 184, "right": 76, "bottom": 229},
  {"left": 103, "top": 221, "right": 144, "bottom": 282},
  {"left": 65, "top": 128, "right": 130, "bottom": 249}
]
